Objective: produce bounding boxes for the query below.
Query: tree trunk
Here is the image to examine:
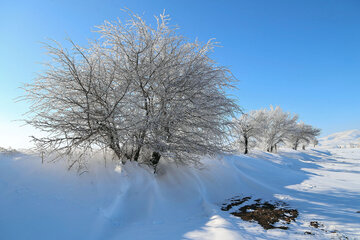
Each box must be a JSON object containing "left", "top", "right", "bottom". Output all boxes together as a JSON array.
[
  {"left": 244, "top": 136, "right": 248, "bottom": 154},
  {"left": 133, "top": 146, "right": 142, "bottom": 162},
  {"left": 294, "top": 140, "right": 299, "bottom": 150},
  {"left": 109, "top": 138, "right": 122, "bottom": 161},
  {"left": 150, "top": 151, "right": 161, "bottom": 173},
  {"left": 133, "top": 129, "right": 146, "bottom": 162},
  {"left": 150, "top": 151, "right": 161, "bottom": 166}
]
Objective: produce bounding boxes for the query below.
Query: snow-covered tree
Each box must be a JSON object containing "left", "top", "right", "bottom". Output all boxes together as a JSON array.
[
  {"left": 253, "top": 106, "right": 298, "bottom": 152},
  {"left": 233, "top": 111, "right": 268, "bottom": 154},
  {"left": 233, "top": 106, "right": 321, "bottom": 154},
  {"left": 312, "top": 138, "right": 319, "bottom": 148},
  {"left": 22, "top": 11, "right": 239, "bottom": 171},
  {"left": 287, "top": 122, "right": 321, "bottom": 150},
  {"left": 232, "top": 112, "right": 263, "bottom": 154}
]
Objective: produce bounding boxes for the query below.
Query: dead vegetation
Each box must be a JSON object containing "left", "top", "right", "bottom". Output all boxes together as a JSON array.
[{"left": 221, "top": 196, "right": 298, "bottom": 230}]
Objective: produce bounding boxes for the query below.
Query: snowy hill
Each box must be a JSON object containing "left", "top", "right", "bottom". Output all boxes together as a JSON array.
[
  {"left": 318, "top": 129, "right": 360, "bottom": 148},
  {"left": 0, "top": 148, "right": 359, "bottom": 239}
]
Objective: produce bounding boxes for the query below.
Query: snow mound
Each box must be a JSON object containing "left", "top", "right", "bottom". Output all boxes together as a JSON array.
[
  {"left": 1, "top": 149, "right": 359, "bottom": 239},
  {"left": 318, "top": 129, "right": 360, "bottom": 148}
]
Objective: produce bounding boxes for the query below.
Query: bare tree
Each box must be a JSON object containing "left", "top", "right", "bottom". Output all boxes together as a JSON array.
[
  {"left": 232, "top": 106, "right": 321, "bottom": 154},
  {"left": 288, "top": 122, "right": 320, "bottom": 150},
  {"left": 232, "top": 113, "right": 262, "bottom": 154},
  {"left": 22, "top": 11, "right": 239, "bottom": 171},
  {"left": 255, "top": 106, "right": 298, "bottom": 152},
  {"left": 312, "top": 139, "right": 319, "bottom": 148}
]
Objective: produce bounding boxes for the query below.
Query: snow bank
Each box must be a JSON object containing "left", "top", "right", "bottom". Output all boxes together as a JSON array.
[{"left": 0, "top": 148, "right": 359, "bottom": 239}]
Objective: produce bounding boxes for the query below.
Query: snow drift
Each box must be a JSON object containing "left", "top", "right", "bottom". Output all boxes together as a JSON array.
[{"left": 0, "top": 148, "right": 359, "bottom": 239}]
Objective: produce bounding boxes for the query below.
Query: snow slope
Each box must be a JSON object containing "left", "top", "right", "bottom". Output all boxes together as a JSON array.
[
  {"left": 319, "top": 129, "right": 360, "bottom": 148},
  {"left": 0, "top": 148, "right": 359, "bottom": 240}
]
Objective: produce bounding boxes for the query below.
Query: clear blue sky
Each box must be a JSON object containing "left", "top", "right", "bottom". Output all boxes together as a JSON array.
[{"left": 0, "top": 0, "right": 359, "bottom": 147}]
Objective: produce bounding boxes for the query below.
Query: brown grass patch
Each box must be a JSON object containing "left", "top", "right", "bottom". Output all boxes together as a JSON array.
[{"left": 222, "top": 196, "right": 298, "bottom": 230}]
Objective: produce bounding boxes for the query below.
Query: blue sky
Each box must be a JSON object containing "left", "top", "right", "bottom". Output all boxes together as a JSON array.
[{"left": 0, "top": 0, "right": 359, "bottom": 147}]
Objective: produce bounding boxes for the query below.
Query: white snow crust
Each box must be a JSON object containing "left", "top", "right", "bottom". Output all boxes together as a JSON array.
[{"left": 0, "top": 148, "right": 359, "bottom": 239}]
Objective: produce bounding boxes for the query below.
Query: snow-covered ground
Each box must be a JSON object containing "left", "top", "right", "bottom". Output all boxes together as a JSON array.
[
  {"left": 0, "top": 148, "right": 359, "bottom": 240},
  {"left": 319, "top": 129, "right": 360, "bottom": 149}
]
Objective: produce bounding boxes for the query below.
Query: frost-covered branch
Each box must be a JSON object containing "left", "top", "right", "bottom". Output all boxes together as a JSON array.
[{"left": 22, "top": 10, "right": 239, "bottom": 171}]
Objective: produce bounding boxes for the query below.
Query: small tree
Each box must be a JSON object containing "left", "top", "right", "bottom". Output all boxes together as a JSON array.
[
  {"left": 312, "top": 139, "right": 319, "bottom": 148},
  {"left": 232, "top": 113, "right": 262, "bottom": 154},
  {"left": 233, "top": 106, "right": 321, "bottom": 153},
  {"left": 288, "top": 122, "right": 320, "bottom": 150},
  {"left": 22, "top": 11, "right": 239, "bottom": 171},
  {"left": 254, "top": 106, "right": 298, "bottom": 152}
]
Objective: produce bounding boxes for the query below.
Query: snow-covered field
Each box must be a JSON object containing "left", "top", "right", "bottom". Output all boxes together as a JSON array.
[
  {"left": 319, "top": 129, "right": 360, "bottom": 149},
  {"left": 0, "top": 148, "right": 359, "bottom": 240}
]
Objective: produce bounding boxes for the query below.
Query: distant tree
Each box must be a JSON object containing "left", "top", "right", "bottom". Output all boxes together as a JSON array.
[
  {"left": 255, "top": 106, "right": 298, "bottom": 153},
  {"left": 232, "top": 113, "right": 262, "bottom": 154},
  {"left": 312, "top": 139, "right": 319, "bottom": 148},
  {"left": 22, "top": 11, "right": 239, "bottom": 171},
  {"left": 232, "top": 106, "right": 321, "bottom": 153},
  {"left": 288, "top": 122, "right": 321, "bottom": 150}
]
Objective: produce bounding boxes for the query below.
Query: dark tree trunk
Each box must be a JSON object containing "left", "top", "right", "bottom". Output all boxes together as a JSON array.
[
  {"left": 244, "top": 136, "right": 248, "bottom": 154},
  {"left": 302, "top": 145, "right": 305, "bottom": 150},
  {"left": 133, "top": 129, "right": 146, "bottom": 162},
  {"left": 133, "top": 146, "right": 142, "bottom": 162},
  {"left": 150, "top": 151, "right": 161, "bottom": 166},
  {"left": 294, "top": 140, "right": 299, "bottom": 150},
  {"left": 109, "top": 136, "right": 122, "bottom": 161},
  {"left": 150, "top": 151, "right": 161, "bottom": 173}
]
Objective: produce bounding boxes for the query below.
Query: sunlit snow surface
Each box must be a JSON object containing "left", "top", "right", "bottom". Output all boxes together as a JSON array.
[
  {"left": 319, "top": 129, "right": 360, "bottom": 148},
  {"left": 0, "top": 148, "right": 359, "bottom": 239}
]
